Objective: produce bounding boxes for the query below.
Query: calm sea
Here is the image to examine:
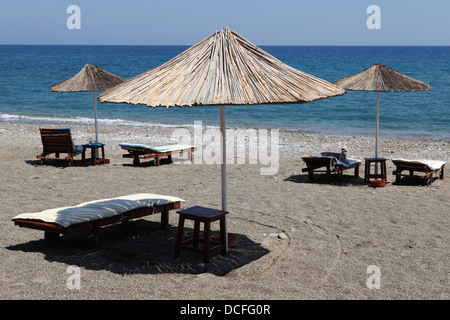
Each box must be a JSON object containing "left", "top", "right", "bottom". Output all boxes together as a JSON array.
[{"left": 0, "top": 45, "right": 449, "bottom": 139}]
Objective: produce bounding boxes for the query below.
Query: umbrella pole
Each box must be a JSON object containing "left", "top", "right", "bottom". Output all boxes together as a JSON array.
[
  {"left": 375, "top": 92, "right": 380, "bottom": 174},
  {"left": 93, "top": 91, "right": 99, "bottom": 158},
  {"left": 220, "top": 105, "right": 229, "bottom": 252},
  {"left": 375, "top": 91, "right": 380, "bottom": 158},
  {"left": 93, "top": 91, "right": 99, "bottom": 143}
]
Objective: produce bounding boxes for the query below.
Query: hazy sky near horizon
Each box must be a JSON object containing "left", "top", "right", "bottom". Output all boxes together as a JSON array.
[{"left": 1, "top": 0, "right": 449, "bottom": 46}]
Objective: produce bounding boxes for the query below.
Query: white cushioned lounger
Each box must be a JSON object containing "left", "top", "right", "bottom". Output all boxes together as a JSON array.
[{"left": 12, "top": 193, "right": 184, "bottom": 245}]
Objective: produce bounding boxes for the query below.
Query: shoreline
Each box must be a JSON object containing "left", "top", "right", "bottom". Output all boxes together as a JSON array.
[
  {"left": 2, "top": 117, "right": 450, "bottom": 143},
  {"left": 0, "top": 121, "right": 448, "bottom": 299},
  {"left": 1, "top": 121, "right": 448, "bottom": 161}
]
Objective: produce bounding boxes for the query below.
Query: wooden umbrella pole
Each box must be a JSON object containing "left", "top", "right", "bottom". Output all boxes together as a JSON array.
[{"left": 220, "top": 105, "right": 228, "bottom": 252}]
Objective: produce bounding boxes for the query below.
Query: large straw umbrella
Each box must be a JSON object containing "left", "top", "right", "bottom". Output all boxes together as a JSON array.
[
  {"left": 50, "top": 64, "right": 126, "bottom": 143},
  {"left": 333, "top": 64, "right": 431, "bottom": 158},
  {"left": 98, "top": 27, "right": 345, "bottom": 251}
]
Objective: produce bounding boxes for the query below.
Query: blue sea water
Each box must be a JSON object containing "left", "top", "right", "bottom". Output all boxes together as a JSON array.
[{"left": 0, "top": 45, "right": 449, "bottom": 139}]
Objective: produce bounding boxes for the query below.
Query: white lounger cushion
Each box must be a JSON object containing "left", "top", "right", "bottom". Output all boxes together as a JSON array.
[
  {"left": 119, "top": 143, "right": 195, "bottom": 153},
  {"left": 307, "top": 155, "right": 361, "bottom": 168},
  {"left": 393, "top": 158, "right": 446, "bottom": 171},
  {"left": 12, "top": 193, "right": 184, "bottom": 228},
  {"left": 336, "top": 158, "right": 361, "bottom": 167}
]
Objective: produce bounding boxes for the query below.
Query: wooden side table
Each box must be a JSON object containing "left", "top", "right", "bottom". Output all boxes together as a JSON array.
[
  {"left": 82, "top": 143, "right": 110, "bottom": 166},
  {"left": 174, "top": 206, "right": 228, "bottom": 263},
  {"left": 364, "top": 157, "right": 387, "bottom": 182}
]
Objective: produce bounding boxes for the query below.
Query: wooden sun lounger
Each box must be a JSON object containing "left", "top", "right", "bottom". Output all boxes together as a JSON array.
[
  {"left": 119, "top": 143, "right": 196, "bottom": 166},
  {"left": 12, "top": 194, "right": 183, "bottom": 246},
  {"left": 392, "top": 159, "right": 445, "bottom": 185},
  {"left": 301, "top": 156, "right": 361, "bottom": 182},
  {"left": 37, "top": 128, "right": 83, "bottom": 166}
]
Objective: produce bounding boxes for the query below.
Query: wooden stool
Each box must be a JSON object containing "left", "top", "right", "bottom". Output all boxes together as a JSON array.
[
  {"left": 364, "top": 157, "right": 387, "bottom": 182},
  {"left": 82, "top": 143, "right": 110, "bottom": 166},
  {"left": 174, "top": 206, "right": 228, "bottom": 263}
]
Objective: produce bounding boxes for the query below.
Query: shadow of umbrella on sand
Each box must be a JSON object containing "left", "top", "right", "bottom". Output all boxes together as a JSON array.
[
  {"left": 98, "top": 27, "right": 346, "bottom": 251},
  {"left": 50, "top": 64, "right": 126, "bottom": 144},
  {"left": 333, "top": 63, "right": 431, "bottom": 158}
]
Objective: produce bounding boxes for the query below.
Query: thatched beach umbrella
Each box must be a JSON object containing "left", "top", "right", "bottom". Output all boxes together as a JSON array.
[
  {"left": 333, "top": 63, "right": 431, "bottom": 158},
  {"left": 50, "top": 64, "right": 126, "bottom": 143},
  {"left": 98, "top": 27, "right": 345, "bottom": 251}
]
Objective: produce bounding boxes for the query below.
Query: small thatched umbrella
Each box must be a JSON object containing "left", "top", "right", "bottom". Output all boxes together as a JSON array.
[
  {"left": 50, "top": 64, "right": 126, "bottom": 143},
  {"left": 333, "top": 64, "right": 431, "bottom": 158},
  {"left": 99, "top": 27, "right": 345, "bottom": 251}
]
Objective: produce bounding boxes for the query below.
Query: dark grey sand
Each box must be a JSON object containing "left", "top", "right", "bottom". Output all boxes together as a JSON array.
[{"left": 0, "top": 122, "right": 448, "bottom": 299}]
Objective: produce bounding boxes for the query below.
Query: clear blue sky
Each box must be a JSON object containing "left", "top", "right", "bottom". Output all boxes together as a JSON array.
[{"left": 1, "top": 0, "right": 449, "bottom": 45}]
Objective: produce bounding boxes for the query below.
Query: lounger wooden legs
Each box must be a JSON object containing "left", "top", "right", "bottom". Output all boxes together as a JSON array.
[
  {"left": 122, "top": 147, "right": 196, "bottom": 166},
  {"left": 44, "top": 227, "right": 101, "bottom": 246},
  {"left": 303, "top": 163, "right": 360, "bottom": 182},
  {"left": 393, "top": 163, "right": 444, "bottom": 186},
  {"left": 160, "top": 208, "right": 169, "bottom": 230}
]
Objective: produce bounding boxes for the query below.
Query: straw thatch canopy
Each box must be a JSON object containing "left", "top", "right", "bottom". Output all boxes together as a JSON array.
[
  {"left": 50, "top": 64, "right": 126, "bottom": 93},
  {"left": 98, "top": 27, "right": 345, "bottom": 107},
  {"left": 50, "top": 64, "right": 126, "bottom": 144},
  {"left": 333, "top": 63, "right": 431, "bottom": 159},
  {"left": 333, "top": 64, "right": 432, "bottom": 92}
]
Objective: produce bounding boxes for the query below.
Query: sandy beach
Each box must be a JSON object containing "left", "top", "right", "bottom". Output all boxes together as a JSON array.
[{"left": 0, "top": 121, "right": 448, "bottom": 300}]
